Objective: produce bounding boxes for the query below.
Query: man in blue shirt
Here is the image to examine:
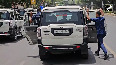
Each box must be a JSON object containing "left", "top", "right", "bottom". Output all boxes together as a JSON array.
[
  {"left": 30, "top": 8, "right": 41, "bottom": 26},
  {"left": 87, "top": 11, "right": 109, "bottom": 60},
  {"left": 40, "top": 4, "right": 44, "bottom": 10}
]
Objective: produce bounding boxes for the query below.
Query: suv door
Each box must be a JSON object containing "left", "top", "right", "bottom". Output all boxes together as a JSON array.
[{"left": 87, "top": 10, "right": 97, "bottom": 43}]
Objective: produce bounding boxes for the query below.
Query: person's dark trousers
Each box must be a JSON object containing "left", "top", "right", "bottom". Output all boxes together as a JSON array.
[{"left": 97, "top": 34, "right": 107, "bottom": 54}]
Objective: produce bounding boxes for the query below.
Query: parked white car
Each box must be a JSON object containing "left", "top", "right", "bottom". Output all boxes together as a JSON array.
[{"left": 0, "top": 9, "right": 25, "bottom": 40}]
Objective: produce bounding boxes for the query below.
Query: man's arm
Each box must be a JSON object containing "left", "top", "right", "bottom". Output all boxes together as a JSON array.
[
  {"left": 86, "top": 14, "right": 98, "bottom": 22},
  {"left": 86, "top": 14, "right": 90, "bottom": 20}
]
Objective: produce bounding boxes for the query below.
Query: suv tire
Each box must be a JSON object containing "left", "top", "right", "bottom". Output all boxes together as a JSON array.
[
  {"left": 39, "top": 49, "right": 49, "bottom": 60},
  {"left": 12, "top": 29, "right": 18, "bottom": 41},
  {"left": 81, "top": 54, "right": 88, "bottom": 59}
]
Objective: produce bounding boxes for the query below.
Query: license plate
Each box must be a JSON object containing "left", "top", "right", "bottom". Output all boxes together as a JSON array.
[{"left": 54, "top": 30, "right": 69, "bottom": 33}]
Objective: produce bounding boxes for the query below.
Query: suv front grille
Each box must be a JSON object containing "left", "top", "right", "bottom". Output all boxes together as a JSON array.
[{"left": 0, "top": 22, "right": 3, "bottom": 27}]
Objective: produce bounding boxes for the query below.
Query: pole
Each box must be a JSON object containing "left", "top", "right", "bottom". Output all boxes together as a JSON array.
[
  {"left": 112, "top": 0, "right": 114, "bottom": 12},
  {"left": 91, "top": 2, "right": 93, "bottom": 10},
  {"left": 51, "top": 0, "right": 53, "bottom": 5},
  {"left": 72, "top": 0, "right": 74, "bottom": 4},
  {"left": 13, "top": 2, "right": 16, "bottom": 21},
  {"left": 102, "top": 0, "right": 104, "bottom": 8}
]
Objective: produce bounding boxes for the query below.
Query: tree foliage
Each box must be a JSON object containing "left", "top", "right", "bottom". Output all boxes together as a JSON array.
[{"left": 0, "top": 0, "right": 116, "bottom": 11}]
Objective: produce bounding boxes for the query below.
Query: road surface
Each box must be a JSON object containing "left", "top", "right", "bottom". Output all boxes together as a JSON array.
[{"left": 0, "top": 15, "right": 116, "bottom": 65}]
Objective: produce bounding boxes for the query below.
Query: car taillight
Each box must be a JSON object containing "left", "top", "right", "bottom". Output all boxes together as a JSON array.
[
  {"left": 84, "top": 26, "right": 88, "bottom": 36},
  {"left": 37, "top": 28, "right": 41, "bottom": 37},
  {"left": 4, "top": 32, "right": 8, "bottom": 34},
  {"left": 76, "top": 46, "right": 80, "bottom": 48},
  {"left": 45, "top": 47, "right": 49, "bottom": 50}
]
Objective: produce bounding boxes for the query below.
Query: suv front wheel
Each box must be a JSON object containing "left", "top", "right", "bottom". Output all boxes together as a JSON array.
[{"left": 12, "top": 29, "right": 18, "bottom": 41}]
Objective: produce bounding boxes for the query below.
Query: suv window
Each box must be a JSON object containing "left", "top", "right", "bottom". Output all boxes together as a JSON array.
[
  {"left": 0, "top": 12, "right": 10, "bottom": 20},
  {"left": 41, "top": 11, "right": 84, "bottom": 26}
]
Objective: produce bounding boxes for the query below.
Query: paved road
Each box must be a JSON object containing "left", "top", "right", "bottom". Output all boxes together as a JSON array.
[
  {"left": 104, "top": 15, "right": 116, "bottom": 54},
  {"left": 0, "top": 15, "right": 116, "bottom": 65}
]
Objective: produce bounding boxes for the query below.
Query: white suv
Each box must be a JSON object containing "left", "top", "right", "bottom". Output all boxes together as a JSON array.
[
  {"left": 25, "top": 6, "right": 98, "bottom": 60},
  {"left": 0, "top": 9, "right": 25, "bottom": 40}
]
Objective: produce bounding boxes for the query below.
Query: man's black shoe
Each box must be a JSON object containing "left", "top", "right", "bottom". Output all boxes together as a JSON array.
[
  {"left": 95, "top": 51, "right": 99, "bottom": 56},
  {"left": 104, "top": 54, "right": 109, "bottom": 60}
]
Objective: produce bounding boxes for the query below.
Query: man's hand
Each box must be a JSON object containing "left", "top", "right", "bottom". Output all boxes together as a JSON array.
[{"left": 99, "top": 8, "right": 104, "bottom": 16}]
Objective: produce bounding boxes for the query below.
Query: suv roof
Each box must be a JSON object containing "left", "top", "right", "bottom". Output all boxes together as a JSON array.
[
  {"left": 0, "top": 9, "right": 14, "bottom": 12},
  {"left": 56, "top": 6, "right": 82, "bottom": 9},
  {"left": 42, "top": 6, "right": 83, "bottom": 12}
]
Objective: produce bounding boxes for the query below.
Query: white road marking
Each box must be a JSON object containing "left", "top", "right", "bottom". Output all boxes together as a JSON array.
[{"left": 104, "top": 42, "right": 116, "bottom": 58}]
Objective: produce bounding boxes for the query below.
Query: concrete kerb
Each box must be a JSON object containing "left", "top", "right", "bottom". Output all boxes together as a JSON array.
[{"left": 105, "top": 13, "right": 116, "bottom": 16}]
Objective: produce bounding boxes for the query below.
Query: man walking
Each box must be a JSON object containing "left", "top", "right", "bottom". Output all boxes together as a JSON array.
[{"left": 86, "top": 11, "right": 109, "bottom": 60}]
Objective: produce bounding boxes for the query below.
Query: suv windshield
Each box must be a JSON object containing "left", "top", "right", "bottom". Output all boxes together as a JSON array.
[
  {"left": 41, "top": 11, "right": 84, "bottom": 26},
  {"left": 0, "top": 12, "right": 10, "bottom": 20}
]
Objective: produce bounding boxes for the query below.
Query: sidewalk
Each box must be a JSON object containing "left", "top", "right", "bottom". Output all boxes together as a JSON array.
[{"left": 105, "top": 13, "right": 116, "bottom": 16}]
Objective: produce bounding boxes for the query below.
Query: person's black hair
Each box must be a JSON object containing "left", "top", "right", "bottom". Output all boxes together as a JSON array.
[{"left": 96, "top": 11, "right": 101, "bottom": 16}]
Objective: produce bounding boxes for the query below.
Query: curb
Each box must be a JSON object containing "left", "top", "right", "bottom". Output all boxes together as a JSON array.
[{"left": 105, "top": 13, "right": 116, "bottom": 16}]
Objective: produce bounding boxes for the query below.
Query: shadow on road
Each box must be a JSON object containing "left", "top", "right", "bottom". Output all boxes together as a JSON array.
[
  {"left": 0, "top": 36, "right": 24, "bottom": 44},
  {"left": 43, "top": 50, "right": 96, "bottom": 65},
  {"left": 28, "top": 55, "right": 39, "bottom": 58},
  {"left": 28, "top": 49, "right": 96, "bottom": 65},
  {"left": 98, "top": 54, "right": 114, "bottom": 61}
]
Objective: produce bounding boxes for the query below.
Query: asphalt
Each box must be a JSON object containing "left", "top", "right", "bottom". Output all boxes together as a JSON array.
[
  {"left": 0, "top": 15, "right": 116, "bottom": 65},
  {"left": 104, "top": 15, "right": 116, "bottom": 54}
]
